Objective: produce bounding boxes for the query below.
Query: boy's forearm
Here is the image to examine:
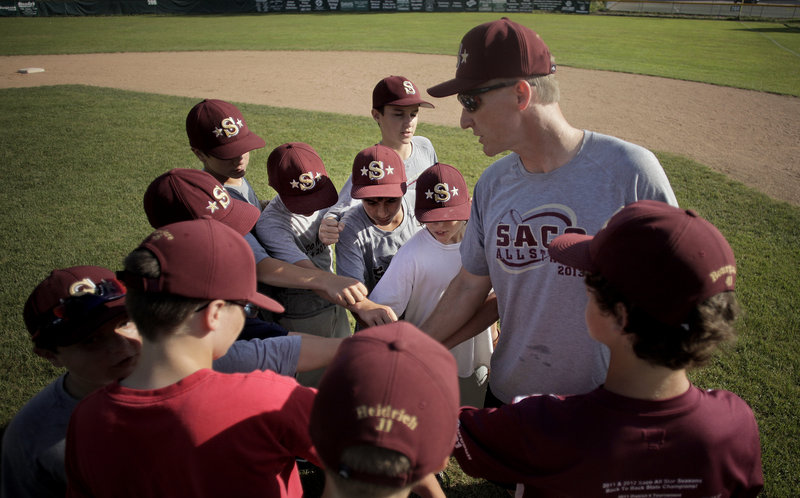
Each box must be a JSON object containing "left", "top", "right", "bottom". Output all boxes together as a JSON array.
[
  {"left": 256, "top": 258, "right": 367, "bottom": 306},
  {"left": 421, "top": 268, "right": 492, "bottom": 344},
  {"left": 291, "top": 333, "right": 345, "bottom": 372}
]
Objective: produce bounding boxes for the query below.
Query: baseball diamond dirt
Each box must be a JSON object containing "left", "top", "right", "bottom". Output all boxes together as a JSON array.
[{"left": 1, "top": 50, "right": 798, "bottom": 206}]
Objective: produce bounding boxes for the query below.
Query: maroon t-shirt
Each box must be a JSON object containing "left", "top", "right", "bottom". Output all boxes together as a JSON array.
[{"left": 455, "top": 385, "right": 763, "bottom": 497}]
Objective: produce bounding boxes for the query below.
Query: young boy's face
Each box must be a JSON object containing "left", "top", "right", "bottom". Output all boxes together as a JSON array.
[
  {"left": 45, "top": 319, "right": 141, "bottom": 390},
  {"left": 198, "top": 150, "right": 251, "bottom": 181},
  {"left": 373, "top": 105, "right": 419, "bottom": 150},
  {"left": 362, "top": 197, "right": 403, "bottom": 229},
  {"left": 426, "top": 220, "right": 466, "bottom": 245}
]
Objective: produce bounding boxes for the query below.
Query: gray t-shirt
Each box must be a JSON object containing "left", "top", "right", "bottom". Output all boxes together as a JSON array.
[
  {"left": 0, "top": 336, "right": 301, "bottom": 498},
  {"left": 327, "top": 136, "right": 437, "bottom": 219},
  {"left": 254, "top": 196, "right": 335, "bottom": 318},
  {"left": 336, "top": 197, "right": 421, "bottom": 292},
  {"left": 461, "top": 131, "right": 677, "bottom": 403}
]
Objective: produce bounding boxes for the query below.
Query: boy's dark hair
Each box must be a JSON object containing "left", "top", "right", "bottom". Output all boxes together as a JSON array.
[
  {"left": 326, "top": 445, "right": 414, "bottom": 497},
  {"left": 123, "top": 248, "right": 206, "bottom": 341},
  {"left": 585, "top": 272, "right": 739, "bottom": 369}
]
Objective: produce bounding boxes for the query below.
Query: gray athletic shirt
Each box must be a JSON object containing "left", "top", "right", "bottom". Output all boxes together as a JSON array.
[
  {"left": 254, "top": 196, "right": 335, "bottom": 318},
  {"left": 461, "top": 131, "right": 677, "bottom": 403},
  {"left": 336, "top": 197, "right": 421, "bottom": 292},
  {"left": 0, "top": 337, "right": 300, "bottom": 498}
]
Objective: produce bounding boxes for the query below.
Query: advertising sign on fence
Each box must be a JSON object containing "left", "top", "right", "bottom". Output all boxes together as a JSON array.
[{"left": 0, "top": 0, "right": 590, "bottom": 15}]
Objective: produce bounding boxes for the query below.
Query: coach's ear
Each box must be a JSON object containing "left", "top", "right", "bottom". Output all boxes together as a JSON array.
[{"left": 515, "top": 80, "right": 534, "bottom": 110}]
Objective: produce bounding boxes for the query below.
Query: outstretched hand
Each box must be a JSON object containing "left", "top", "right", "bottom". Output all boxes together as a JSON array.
[
  {"left": 315, "top": 274, "right": 368, "bottom": 307},
  {"left": 318, "top": 217, "right": 343, "bottom": 245}
]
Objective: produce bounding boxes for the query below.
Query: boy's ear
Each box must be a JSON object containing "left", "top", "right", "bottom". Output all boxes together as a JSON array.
[
  {"left": 370, "top": 108, "right": 381, "bottom": 122},
  {"left": 191, "top": 147, "right": 207, "bottom": 162},
  {"left": 197, "top": 300, "right": 227, "bottom": 337},
  {"left": 614, "top": 302, "right": 629, "bottom": 330},
  {"left": 34, "top": 347, "right": 63, "bottom": 368}
]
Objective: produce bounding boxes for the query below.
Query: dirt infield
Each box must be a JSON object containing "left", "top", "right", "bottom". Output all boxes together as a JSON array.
[{"left": 1, "top": 50, "right": 798, "bottom": 206}]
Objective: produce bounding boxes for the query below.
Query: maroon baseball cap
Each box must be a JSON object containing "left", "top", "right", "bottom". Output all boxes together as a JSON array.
[
  {"left": 143, "top": 168, "right": 260, "bottom": 236},
  {"left": 350, "top": 144, "right": 407, "bottom": 199},
  {"left": 23, "top": 266, "right": 128, "bottom": 348},
  {"left": 415, "top": 163, "right": 471, "bottom": 223},
  {"left": 309, "top": 322, "right": 459, "bottom": 488},
  {"left": 427, "top": 18, "right": 557, "bottom": 98},
  {"left": 373, "top": 76, "right": 434, "bottom": 109},
  {"left": 549, "top": 200, "right": 737, "bottom": 326},
  {"left": 124, "top": 219, "right": 283, "bottom": 313},
  {"left": 185, "top": 99, "right": 266, "bottom": 159},
  {"left": 267, "top": 142, "right": 338, "bottom": 215}
]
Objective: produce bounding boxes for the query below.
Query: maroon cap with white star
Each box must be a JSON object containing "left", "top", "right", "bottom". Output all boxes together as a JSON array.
[
  {"left": 185, "top": 99, "right": 266, "bottom": 159},
  {"left": 267, "top": 142, "right": 338, "bottom": 215},
  {"left": 415, "top": 163, "right": 471, "bottom": 223},
  {"left": 427, "top": 17, "right": 556, "bottom": 98},
  {"left": 143, "top": 168, "right": 260, "bottom": 236},
  {"left": 350, "top": 144, "right": 407, "bottom": 199}
]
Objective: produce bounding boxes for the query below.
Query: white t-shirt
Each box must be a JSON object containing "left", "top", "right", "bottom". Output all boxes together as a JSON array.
[{"left": 369, "top": 228, "right": 493, "bottom": 378}]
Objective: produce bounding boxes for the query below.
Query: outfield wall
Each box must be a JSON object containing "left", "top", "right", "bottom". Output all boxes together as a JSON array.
[
  {"left": 606, "top": 0, "right": 800, "bottom": 18},
  {"left": 0, "top": 0, "right": 590, "bottom": 15}
]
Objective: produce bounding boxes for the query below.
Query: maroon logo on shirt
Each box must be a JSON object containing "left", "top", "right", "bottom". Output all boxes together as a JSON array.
[{"left": 494, "top": 205, "right": 586, "bottom": 272}]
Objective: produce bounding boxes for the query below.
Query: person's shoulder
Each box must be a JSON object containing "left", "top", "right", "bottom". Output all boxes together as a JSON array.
[
  {"left": 585, "top": 131, "right": 658, "bottom": 161},
  {"left": 412, "top": 135, "right": 434, "bottom": 148},
  {"left": 4, "top": 375, "right": 71, "bottom": 435}
]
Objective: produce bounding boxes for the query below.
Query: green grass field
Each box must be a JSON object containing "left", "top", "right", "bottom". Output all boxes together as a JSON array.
[{"left": 1, "top": 12, "right": 799, "bottom": 497}]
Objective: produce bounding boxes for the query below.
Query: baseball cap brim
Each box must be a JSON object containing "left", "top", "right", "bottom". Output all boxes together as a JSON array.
[
  {"left": 427, "top": 78, "right": 489, "bottom": 98},
  {"left": 351, "top": 182, "right": 407, "bottom": 200},
  {"left": 248, "top": 291, "right": 285, "bottom": 314},
  {"left": 218, "top": 199, "right": 261, "bottom": 236},
  {"left": 206, "top": 132, "right": 266, "bottom": 160},
  {"left": 281, "top": 181, "right": 339, "bottom": 215},
  {"left": 416, "top": 202, "right": 471, "bottom": 223},
  {"left": 548, "top": 233, "right": 596, "bottom": 272},
  {"left": 384, "top": 98, "right": 435, "bottom": 109}
]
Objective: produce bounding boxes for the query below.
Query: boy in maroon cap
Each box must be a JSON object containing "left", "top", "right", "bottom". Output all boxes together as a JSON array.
[
  {"left": 65, "top": 219, "right": 320, "bottom": 498},
  {"left": 2, "top": 266, "right": 139, "bottom": 498},
  {"left": 310, "top": 322, "right": 459, "bottom": 498},
  {"left": 186, "top": 98, "right": 266, "bottom": 209},
  {"left": 335, "top": 144, "right": 421, "bottom": 294},
  {"left": 359, "top": 163, "right": 496, "bottom": 407},
  {"left": 452, "top": 200, "right": 763, "bottom": 496},
  {"left": 319, "top": 75, "right": 438, "bottom": 245}
]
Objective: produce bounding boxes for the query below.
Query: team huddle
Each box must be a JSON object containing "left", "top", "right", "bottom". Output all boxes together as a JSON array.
[{"left": 1, "top": 18, "right": 763, "bottom": 498}]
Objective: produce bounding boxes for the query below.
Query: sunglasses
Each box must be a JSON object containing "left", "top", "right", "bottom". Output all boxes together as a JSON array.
[
  {"left": 195, "top": 300, "right": 260, "bottom": 319},
  {"left": 457, "top": 80, "right": 520, "bottom": 113},
  {"left": 35, "top": 278, "right": 127, "bottom": 343}
]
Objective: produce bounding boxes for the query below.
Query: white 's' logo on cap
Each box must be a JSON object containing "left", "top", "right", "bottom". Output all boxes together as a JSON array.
[
  {"left": 206, "top": 185, "right": 231, "bottom": 214},
  {"left": 213, "top": 116, "right": 242, "bottom": 139},
  {"left": 361, "top": 161, "right": 394, "bottom": 181},
  {"left": 403, "top": 80, "right": 416, "bottom": 95},
  {"left": 426, "top": 182, "right": 459, "bottom": 203},
  {"left": 292, "top": 172, "right": 321, "bottom": 191}
]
